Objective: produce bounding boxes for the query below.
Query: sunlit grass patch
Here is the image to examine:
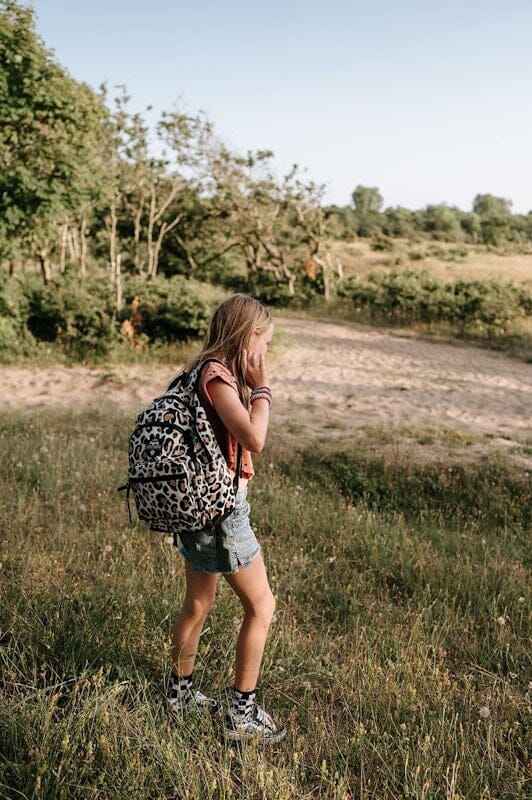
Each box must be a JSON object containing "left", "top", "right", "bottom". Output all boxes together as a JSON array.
[{"left": 1, "top": 409, "right": 530, "bottom": 798}]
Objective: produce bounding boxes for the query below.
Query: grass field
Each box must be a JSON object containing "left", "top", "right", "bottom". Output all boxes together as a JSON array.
[
  {"left": 0, "top": 408, "right": 530, "bottom": 799},
  {"left": 328, "top": 240, "right": 532, "bottom": 289}
]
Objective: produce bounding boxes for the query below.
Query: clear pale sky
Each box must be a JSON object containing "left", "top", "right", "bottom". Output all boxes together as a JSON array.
[{"left": 32, "top": 0, "right": 532, "bottom": 213}]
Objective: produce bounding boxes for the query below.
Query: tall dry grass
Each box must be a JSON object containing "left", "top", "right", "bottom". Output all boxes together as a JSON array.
[
  {"left": 328, "top": 240, "right": 532, "bottom": 289},
  {"left": 0, "top": 409, "right": 530, "bottom": 799}
]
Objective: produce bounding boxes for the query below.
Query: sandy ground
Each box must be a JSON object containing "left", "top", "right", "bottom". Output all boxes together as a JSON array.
[{"left": 1, "top": 316, "right": 531, "bottom": 465}]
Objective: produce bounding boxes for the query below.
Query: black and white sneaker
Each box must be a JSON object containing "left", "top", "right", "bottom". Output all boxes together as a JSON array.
[
  {"left": 167, "top": 689, "right": 220, "bottom": 716},
  {"left": 223, "top": 703, "right": 287, "bottom": 744}
]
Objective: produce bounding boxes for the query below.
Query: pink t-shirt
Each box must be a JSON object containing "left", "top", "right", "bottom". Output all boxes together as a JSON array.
[{"left": 198, "top": 361, "right": 255, "bottom": 481}]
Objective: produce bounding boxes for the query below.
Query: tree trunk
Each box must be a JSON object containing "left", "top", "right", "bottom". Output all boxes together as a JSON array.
[
  {"left": 59, "top": 223, "right": 68, "bottom": 273},
  {"left": 115, "top": 254, "right": 123, "bottom": 313},
  {"left": 147, "top": 185, "right": 157, "bottom": 278},
  {"left": 79, "top": 214, "right": 87, "bottom": 278},
  {"left": 68, "top": 227, "right": 80, "bottom": 262},
  {"left": 39, "top": 250, "right": 52, "bottom": 284},
  {"left": 175, "top": 232, "right": 199, "bottom": 275},
  {"left": 323, "top": 254, "right": 331, "bottom": 301},
  {"left": 152, "top": 213, "right": 183, "bottom": 277},
  {"left": 147, "top": 182, "right": 182, "bottom": 279},
  {"left": 107, "top": 199, "right": 118, "bottom": 284},
  {"left": 287, "top": 273, "right": 295, "bottom": 295},
  {"left": 152, "top": 223, "right": 166, "bottom": 277},
  {"left": 133, "top": 192, "right": 146, "bottom": 274},
  {"left": 315, "top": 254, "right": 332, "bottom": 300}
]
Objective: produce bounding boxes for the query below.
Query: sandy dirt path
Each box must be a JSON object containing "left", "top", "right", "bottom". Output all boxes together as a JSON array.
[{"left": 1, "top": 316, "right": 530, "bottom": 463}]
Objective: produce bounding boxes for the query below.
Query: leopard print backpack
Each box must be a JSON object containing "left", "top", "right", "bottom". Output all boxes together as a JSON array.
[{"left": 119, "top": 359, "right": 240, "bottom": 539}]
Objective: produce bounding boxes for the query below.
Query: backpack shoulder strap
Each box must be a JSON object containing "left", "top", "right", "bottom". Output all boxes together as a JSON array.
[
  {"left": 167, "top": 358, "right": 227, "bottom": 393},
  {"left": 194, "top": 358, "right": 243, "bottom": 489}
]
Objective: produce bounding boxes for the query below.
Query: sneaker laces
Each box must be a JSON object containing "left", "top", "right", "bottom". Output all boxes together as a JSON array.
[
  {"left": 168, "top": 688, "right": 220, "bottom": 713},
  {"left": 192, "top": 690, "right": 219, "bottom": 710},
  {"left": 252, "top": 703, "right": 275, "bottom": 729}
]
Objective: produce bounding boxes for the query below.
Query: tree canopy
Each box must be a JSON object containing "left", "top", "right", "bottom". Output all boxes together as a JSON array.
[
  {"left": 0, "top": 0, "right": 109, "bottom": 272},
  {"left": 1, "top": 0, "right": 531, "bottom": 299}
]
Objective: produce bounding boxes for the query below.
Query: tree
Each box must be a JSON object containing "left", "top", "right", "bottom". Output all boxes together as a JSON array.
[
  {"left": 351, "top": 185, "right": 383, "bottom": 214},
  {"left": 350, "top": 185, "right": 384, "bottom": 237},
  {"left": 472, "top": 193, "right": 512, "bottom": 218},
  {"left": 0, "top": 1, "right": 109, "bottom": 280},
  {"left": 157, "top": 114, "right": 327, "bottom": 294},
  {"left": 205, "top": 147, "right": 326, "bottom": 294},
  {"left": 471, "top": 195, "right": 513, "bottom": 246},
  {"left": 382, "top": 206, "right": 415, "bottom": 238},
  {"left": 422, "top": 204, "right": 463, "bottom": 241}
]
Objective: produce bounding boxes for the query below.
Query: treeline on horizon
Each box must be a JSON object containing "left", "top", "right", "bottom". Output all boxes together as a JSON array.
[{"left": 1, "top": 0, "right": 531, "bottom": 358}]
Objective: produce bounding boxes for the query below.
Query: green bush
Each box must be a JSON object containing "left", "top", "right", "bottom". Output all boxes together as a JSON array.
[
  {"left": 370, "top": 234, "right": 395, "bottom": 252},
  {"left": 0, "top": 273, "right": 39, "bottom": 355},
  {"left": 427, "top": 245, "right": 468, "bottom": 262},
  {"left": 238, "top": 269, "right": 331, "bottom": 307},
  {"left": 0, "top": 272, "right": 225, "bottom": 358},
  {"left": 235, "top": 272, "right": 295, "bottom": 306},
  {"left": 0, "top": 316, "right": 23, "bottom": 352},
  {"left": 0, "top": 272, "right": 34, "bottom": 331},
  {"left": 26, "top": 273, "right": 117, "bottom": 354},
  {"left": 121, "top": 276, "right": 223, "bottom": 343},
  {"left": 337, "top": 269, "right": 532, "bottom": 334}
]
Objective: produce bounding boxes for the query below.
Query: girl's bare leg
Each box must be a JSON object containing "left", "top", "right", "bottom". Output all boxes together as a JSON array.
[
  {"left": 171, "top": 562, "right": 219, "bottom": 675},
  {"left": 224, "top": 554, "right": 276, "bottom": 691}
]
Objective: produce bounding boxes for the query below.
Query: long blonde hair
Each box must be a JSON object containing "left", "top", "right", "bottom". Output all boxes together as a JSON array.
[{"left": 181, "top": 294, "right": 272, "bottom": 404}]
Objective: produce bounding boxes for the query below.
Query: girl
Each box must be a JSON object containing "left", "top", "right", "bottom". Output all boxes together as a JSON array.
[{"left": 166, "top": 294, "right": 286, "bottom": 744}]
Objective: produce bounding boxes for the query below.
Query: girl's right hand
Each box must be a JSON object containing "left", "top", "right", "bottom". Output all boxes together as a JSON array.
[{"left": 242, "top": 349, "right": 268, "bottom": 389}]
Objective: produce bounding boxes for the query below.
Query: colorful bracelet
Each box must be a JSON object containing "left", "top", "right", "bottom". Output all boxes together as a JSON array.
[
  {"left": 250, "top": 392, "right": 272, "bottom": 406},
  {"left": 251, "top": 386, "right": 272, "bottom": 399}
]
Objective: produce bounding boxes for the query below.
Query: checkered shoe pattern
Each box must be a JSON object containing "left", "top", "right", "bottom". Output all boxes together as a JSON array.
[
  {"left": 223, "top": 689, "right": 287, "bottom": 744},
  {"left": 231, "top": 688, "right": 256, "bottom": 720},
  {"left": 166, "top": 674, "right": 220, "bottom": 715}
]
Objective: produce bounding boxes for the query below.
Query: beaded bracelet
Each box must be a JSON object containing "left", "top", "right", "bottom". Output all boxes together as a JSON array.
[
  {"left": 250, "top": 392, "right": 272, "bottom": 406},
  {"left": 251, "top": 385, "right": 272, "bottom": 399}
]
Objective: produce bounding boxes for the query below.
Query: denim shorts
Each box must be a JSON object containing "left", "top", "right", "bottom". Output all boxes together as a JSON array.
[{"left": 178, "top": 489, "right": 261, "bottom": 574}]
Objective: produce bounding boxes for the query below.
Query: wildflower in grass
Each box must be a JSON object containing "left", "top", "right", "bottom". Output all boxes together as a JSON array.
[{"left": 479, "top": 706, "right": 490, "bottom": 718}]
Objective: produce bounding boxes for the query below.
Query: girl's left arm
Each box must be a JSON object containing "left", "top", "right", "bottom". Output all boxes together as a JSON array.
[
  {"left": 208, "top": 350, "right": 271, "bottom": 452},
  {"left": 208, "top": 380, "right": 270, "bottom": 452}
]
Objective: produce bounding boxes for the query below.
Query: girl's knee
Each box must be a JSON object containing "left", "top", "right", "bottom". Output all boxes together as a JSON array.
[
  {"left": 245, "top": 587, "right": 275, "bottom": 625},
  {"left": 265, "top": 588, "right": 276, "bottom": 620},
  {"left": 183, "top": 593, "right": 216, "bottom": 622}
]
